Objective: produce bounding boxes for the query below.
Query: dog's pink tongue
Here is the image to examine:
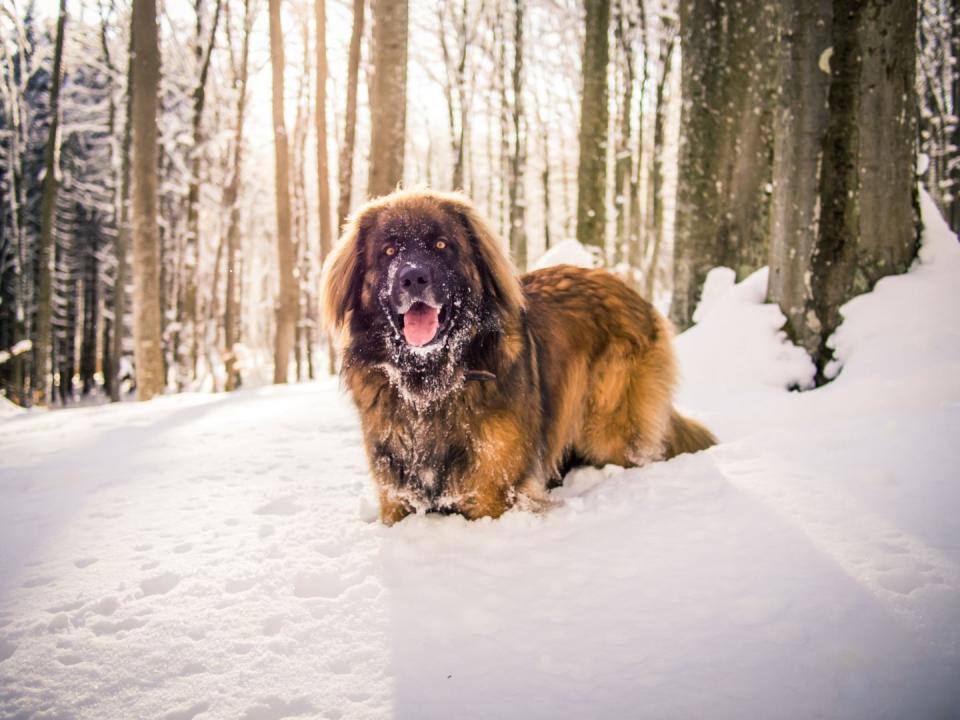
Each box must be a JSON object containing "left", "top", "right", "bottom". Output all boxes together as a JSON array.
[{"left": 402, "top": 305, "right": 440, "bottom": 346}]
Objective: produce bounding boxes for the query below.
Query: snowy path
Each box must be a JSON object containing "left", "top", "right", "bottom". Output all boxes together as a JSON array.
[{"left": 2, "top": 197, "right": 959, "bottom": 719}]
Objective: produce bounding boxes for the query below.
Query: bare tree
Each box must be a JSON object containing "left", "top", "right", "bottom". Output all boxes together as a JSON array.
[
  {"left": 315, "top": 0, "right": 335, "bottom": 375},
  {"left": 32, "top": 0, "right": 67, "bottom": 405},
  {"left": 670, "top": 0, "right": 775, "bottom": 329},
  {"left": 130, "top": 0, "right": 165, "bottom": 399},
  {"left": 576, "top": 0, "right": 610, "bottom": 255},
  {"left": 368, "top": 0, "right": 408, "bottom": 197},
  {"left": 508, "top": 0, "right": 526, "bottom": 269},
  {"left": 336, "top": 0, "right": 365, "bottom": 232},
  {"left": 268, "top": 0, "right": 296, "bottom": 384}
]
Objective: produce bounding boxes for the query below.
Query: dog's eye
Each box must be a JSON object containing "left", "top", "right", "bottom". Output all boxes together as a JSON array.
[
  {"left": 384, "top": 246, "right": 396, "bottom": 256},
  {"left": 435, "top": 240, "right": 447, "bottom": 250}
]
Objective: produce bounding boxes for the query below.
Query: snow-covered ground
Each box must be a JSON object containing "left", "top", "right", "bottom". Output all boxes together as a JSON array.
[{"left": 2, "top": 197, "right": 959, "bottom": 720}]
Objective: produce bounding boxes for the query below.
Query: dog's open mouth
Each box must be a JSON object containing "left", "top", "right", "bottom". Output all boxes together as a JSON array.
[{"left": 400, "top": 302, "right": 448, "bottom": 347}]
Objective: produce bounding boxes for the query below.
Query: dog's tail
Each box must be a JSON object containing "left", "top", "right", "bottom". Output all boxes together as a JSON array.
[{"left": 663, "top": 409, "right": 717, "bottom": 459}]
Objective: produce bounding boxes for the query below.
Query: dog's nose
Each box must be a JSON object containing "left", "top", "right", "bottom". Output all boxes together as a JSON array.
[{"left": 397, "top": 263, "right": 432, "bottom": 292}]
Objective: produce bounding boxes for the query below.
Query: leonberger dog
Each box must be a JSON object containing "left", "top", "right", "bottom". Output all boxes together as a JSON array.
[{"left": 319, "top": 189, "right": 716, "bottom": 525}]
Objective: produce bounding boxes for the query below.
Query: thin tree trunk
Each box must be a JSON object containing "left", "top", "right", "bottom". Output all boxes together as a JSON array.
[
  {"left": 645, "top": 30, "right": 676, "bottom": 299},
  {"left": 508, "top": 0, "right": 526, "bottom": 269},
  {"left": 315, "top": 0, "right": 336, "bottom": 375},
  {"left": 178, "top": 0, "right": 222, "bottom": 388},
  {"left": 613, "top": 0, "right": 634, "bottom": 268},
  {"left": 368, "top": 0, "right": 408, "bottom": 197},
  {"left": 576, "top": 0, "right": 610, "bottom": 255},
  {"left": 337, "top": 0, "right": 365, "bottom": 232},
  {"left": 269, "top": 0, "right": 296, "bottom": 384},
  {"left": 130, "top": 0, "right": 166, "bottom": 400},
  {"left": 224, "top": 0, "right": 253, "bottom": 392},
  {"left": 32, "top": 0, "right": 67, "bottom": 406}
]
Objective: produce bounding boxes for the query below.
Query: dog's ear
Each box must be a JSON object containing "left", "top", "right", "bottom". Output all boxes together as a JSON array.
[
  {"left": 320, "top": 210, "right": 368, "bottom": 338},
  {"left": 443, "top": 194, "right": 525, "bottom": 320}
]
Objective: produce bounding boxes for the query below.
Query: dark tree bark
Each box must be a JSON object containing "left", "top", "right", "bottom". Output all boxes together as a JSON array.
[
  {"left": 337, "top": 0, "right": 365, "bottom": 232},
  {"left": 32, "top": 0, "right": 67, "bottom": 405},
  {"left": 670, "top": 0, "right": 775, "bottom": 329},
  {"left": 805, "top": 0, "right": 920, "bottom": 378},
  {"left": 269, "top": 0, "right": 296, "bottom": 384},
  {"left": 130, "top": 0, "right": 166, "bottom": 399},
  {"left": 368, "top": 0, "right": 408, "bottom": 197},
  {"left": 767, "top": 0, "right": 832, "bottom": 354},
  {"left": 576, "top": 0, "right": 610, "bottom": 255}
]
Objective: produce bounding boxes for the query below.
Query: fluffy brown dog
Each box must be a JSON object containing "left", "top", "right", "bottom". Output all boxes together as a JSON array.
[{"left": 320, "top": 189, "right": 715, "bottom": 524}]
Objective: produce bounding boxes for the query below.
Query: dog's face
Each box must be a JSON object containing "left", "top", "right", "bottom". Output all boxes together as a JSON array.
[
  {"left": 320, "top": 191, "right": 526, "bottom": 406},
  {"left": 369, "top": 203, "right": 478, "bottom": 354}
]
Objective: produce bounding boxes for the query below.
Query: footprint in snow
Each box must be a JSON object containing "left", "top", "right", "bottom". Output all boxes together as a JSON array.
[
  {"left": 162, "top": 700, "right": 210, "bottom": 720},
  {"left": 255, "top": 497, "right": 302, "bottom": 516},
  {"left": 74, "top": 557, "right": 98, "bottom": 569},
  {"left": 140, "top": 571, "right": 181, "bottom": 597},
  {"left": 0, "top": 637, "right": 17, "bottom": 663},
  {"left": 240, "top": 696, "right": 315, "bottom": 720},
  {"left": 90, "top": 616, "right": 148, "bottom": 636},
  {"left": 293, "top": 570, "right": 349, "bottom": 599},
  {"left": 22, "top": 574, "right": 56, "bottom": 588},
  {"left": 173, "top": 542, "right": 193, "bottom": 554}
]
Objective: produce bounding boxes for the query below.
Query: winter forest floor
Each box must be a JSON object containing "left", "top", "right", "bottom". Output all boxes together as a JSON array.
[{"left": 1, "top": 195, "right": 959, "bottom": 720}]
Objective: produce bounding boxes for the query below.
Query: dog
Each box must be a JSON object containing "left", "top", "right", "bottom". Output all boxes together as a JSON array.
[{"left": 319, "top": 189, "right": 716, "bottom": 524}]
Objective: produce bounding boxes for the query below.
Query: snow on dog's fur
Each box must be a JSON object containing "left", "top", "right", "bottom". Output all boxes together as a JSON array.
[{"left": 320, "top": 189, "right": 715, "bottom": 524}]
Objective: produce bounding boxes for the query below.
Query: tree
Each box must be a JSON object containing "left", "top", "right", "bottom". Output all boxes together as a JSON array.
[
  {"left": 315, "top": 0, "right": 334, "bottom": 375},
  {"left": 268, "top": 0, "right": 295, "bottom": 384},
  {"left": 670, "top": 0, "right": 775, "bottom": 329},
  {"left": 337, "top": 0, "right": 364, "bottom": 232},
  {"left": 770, "top": 0, "right": 921, "bottom": 380},
  {"left": 130, "top": 0, "right": 165, "bottom": 399},
  {"left": 576, "top": 0, "right": 610, "bottom": 255},
  {"left": 31, "top": 0, "right": 67, "bottom": 405},
  {"left": 368, "top": 0, "right": 408, "bottom": 197},
  {"left": 508, "top": 0, "right": 526, "bottom": 269},
  {"left": 223, "top": 0, "right": 254, "bottom": 392}
]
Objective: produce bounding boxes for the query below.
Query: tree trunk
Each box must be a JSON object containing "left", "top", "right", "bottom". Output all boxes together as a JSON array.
[
  {"left": 368, "top": 0, "right": 408, "bottom": 197},
  {"left": 337, "top": 0, "right": 365, "bottom": 232},
  {"left": 613, "top": 0, "right": 634, "bottom": 268},
  {"left": 645, "top": 29, "right": 677, "bottom": 299},
  {"left": 766, "top": 0, "right": 832, "bottom": 354},
  {"left": 269, "top": 0, "right": 296, "bottom": 384},
  {"left": 508, "top": 0, "right": 527, "bottom": 270},
  {"left": 805, "top": 0, "right": 920, "bottom": 378},
  {"left": 315, "top": 0, "right": 336, "bottom": 376},
  {"left": 576, "top": 0, "right": 610, "bottom": 255},
  {"left": 32, "top": 0, "right": 67, "bottom": 406},
  {"left": 130, "top": 0, "right": 166, "bottom": 400},
  {"left": 224, "top": 0, "right": 253, "bottom": 392},
  {"left": 670, "top": 0, "right": 775, "bottom": 329}
]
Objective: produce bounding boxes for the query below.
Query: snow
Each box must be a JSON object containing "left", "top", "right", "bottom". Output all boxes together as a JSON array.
[
  {"left": 1, "top": 200, "right": 959, "bottom": 718},
  {"left": 531, "top": 238, "right": 599, "bottom": 270}
]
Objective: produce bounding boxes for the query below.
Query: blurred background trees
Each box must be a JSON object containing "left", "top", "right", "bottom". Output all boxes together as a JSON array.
[{"left": 0, "top": 0, "right": 956, "bottom": 406}]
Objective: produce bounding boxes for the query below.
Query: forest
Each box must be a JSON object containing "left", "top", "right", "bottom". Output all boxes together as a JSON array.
[{"left": 0, "top": 0, "right": 957, "bottom": 407}]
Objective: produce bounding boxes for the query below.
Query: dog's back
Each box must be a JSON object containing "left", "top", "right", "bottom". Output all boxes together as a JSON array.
[{"left": 522, "top": 264, "right": 715, "bottom": 476}]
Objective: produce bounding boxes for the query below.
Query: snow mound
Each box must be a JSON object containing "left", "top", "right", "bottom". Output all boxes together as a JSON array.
[
  {"left": 676, "top": 266, "right": 816, "bottom": 404},
  {"left": 530, "top": 239, "right": 598, "bottom": 270},
  {"left": 827, "top": 189, "right": 960, "bottom": 388},
  {"left": 0, "top": 395, "right": 24, "bottom": 417}
]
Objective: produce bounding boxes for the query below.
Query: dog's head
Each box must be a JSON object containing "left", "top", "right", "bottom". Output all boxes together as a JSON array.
[{"left": 320, "top": 189, "right": 525, "bottom": 403}]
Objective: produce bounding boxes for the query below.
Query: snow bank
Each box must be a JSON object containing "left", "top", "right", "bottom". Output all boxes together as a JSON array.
[
  {"left": 675, "top": 266, "right": 815, "bottom": 412},
  {"left": 0, "top": 396, "right": 23, "bottom": 417},
  {"left": 530, "top": 238, "right": 598, "bottom": 270},
  {"left": 827, "top": 190, "right": 960, "bottom": 390}
]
